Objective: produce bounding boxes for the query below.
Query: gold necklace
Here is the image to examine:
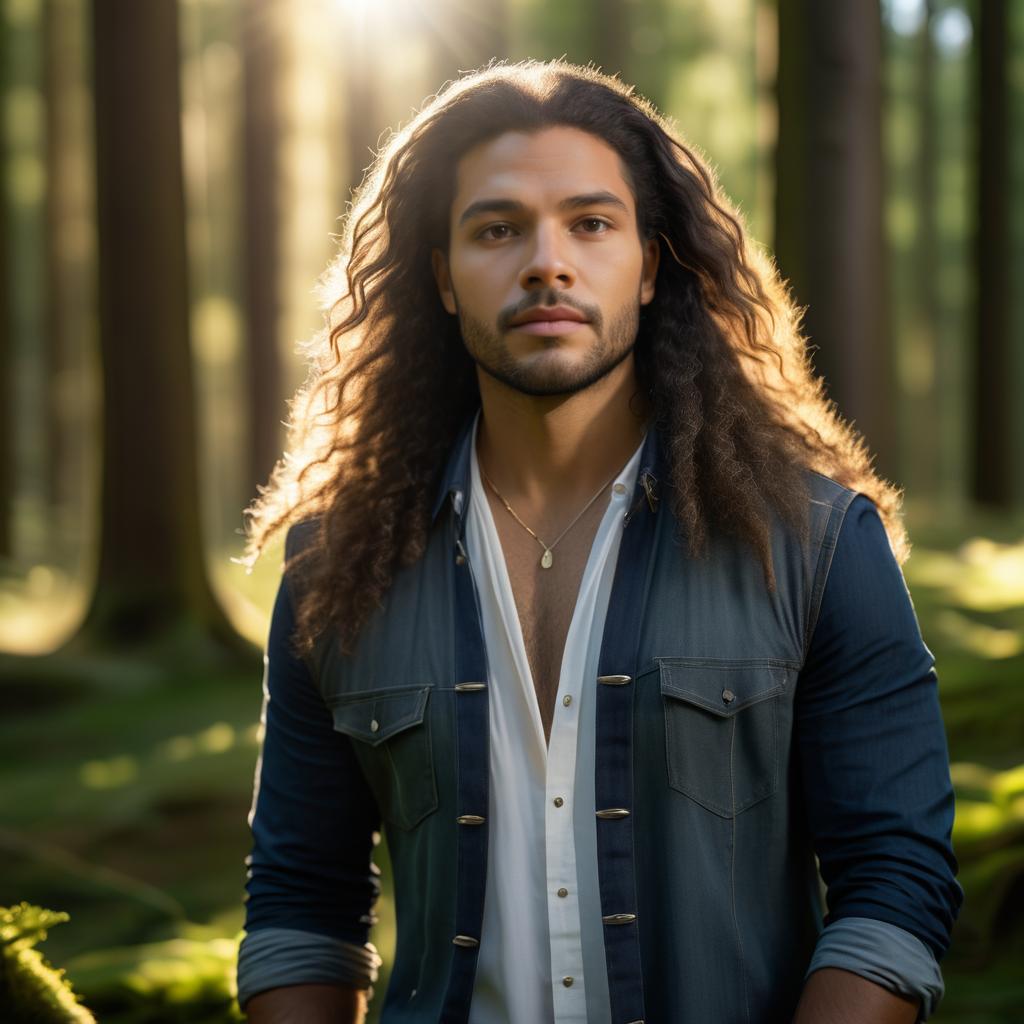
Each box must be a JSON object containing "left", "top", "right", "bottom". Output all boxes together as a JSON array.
[{"left": 479, "top": 462, "right": 626, "bottom": 569}]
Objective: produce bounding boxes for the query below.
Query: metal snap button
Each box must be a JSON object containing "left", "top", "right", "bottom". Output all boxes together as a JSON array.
[
  {"left": 370, "top": 718, "right": 380, "bottom": 732},
  {"left": 553, "top": 796, "right": 564, "bottom": 807},
  {"left": 613, "top": 483, "right": 627, "bottom": 495},
  {"left": 722, "top": 689, "right": 735, "bottom": 704},
  {"left": 557, "top": 887, "right": 568, "bottom": 898},
  {"left": 562, "top": 695, "right": 572, "bottom": 707},
  {"left": 562, "top": 976, "right": 574, "bottom": 987}
]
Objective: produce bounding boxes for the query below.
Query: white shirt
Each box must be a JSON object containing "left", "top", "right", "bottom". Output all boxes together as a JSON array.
[{"left": 465, "top": 413, "right": 645, "bottom": 1024}]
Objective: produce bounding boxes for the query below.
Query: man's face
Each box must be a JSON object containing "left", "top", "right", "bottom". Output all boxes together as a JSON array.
[{"left": 432, "top": 126, "right": 659, "bottom": 398}]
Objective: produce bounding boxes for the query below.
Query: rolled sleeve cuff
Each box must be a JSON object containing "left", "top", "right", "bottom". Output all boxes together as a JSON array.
[
  {"left": 805, "top": 917, "right": 945, "bottom": 1020},
  {"left": 236, "top": 927, "right": 382, "bottom": 1009}
]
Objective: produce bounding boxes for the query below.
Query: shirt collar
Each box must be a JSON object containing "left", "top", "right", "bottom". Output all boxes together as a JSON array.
[{"left": 429, "top": 406, "right": 665, "bottom": 526}]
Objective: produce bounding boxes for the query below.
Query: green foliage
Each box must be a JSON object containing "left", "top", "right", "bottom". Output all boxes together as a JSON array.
[
  {"left": 0, "top": 903, "right": 96, "bottom": 1023},
  {"left": 65, "top": 930, "right": 244, "bottom": 1024}
]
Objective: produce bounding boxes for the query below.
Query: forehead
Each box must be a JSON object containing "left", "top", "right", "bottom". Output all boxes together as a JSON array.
[{"left": 450, "top": 126, "right": 636, "bottom": 216}]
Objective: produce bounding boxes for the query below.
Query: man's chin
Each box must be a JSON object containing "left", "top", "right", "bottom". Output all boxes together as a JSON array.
[
  {"left": 476, "top": 357, "right": 600, "bottom": 398},
  {"left": 475, "top": 343, "right": 635, "bottom": 399}
]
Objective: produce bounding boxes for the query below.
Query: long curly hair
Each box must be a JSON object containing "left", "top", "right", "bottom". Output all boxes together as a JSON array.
[{"left": 244, "top": 59, "right": 906, "bottom": 656}]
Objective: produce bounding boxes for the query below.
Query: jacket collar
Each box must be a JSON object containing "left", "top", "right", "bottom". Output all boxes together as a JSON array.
[{"left": 430, "top": 407, "right": 665, "bottom": 527}]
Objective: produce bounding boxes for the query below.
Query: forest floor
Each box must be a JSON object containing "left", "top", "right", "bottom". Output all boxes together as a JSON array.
[{"left": 0, "top": 514, "right": 1022, "bottom": 1022}]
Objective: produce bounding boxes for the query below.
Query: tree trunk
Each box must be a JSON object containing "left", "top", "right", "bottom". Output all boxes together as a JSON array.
[
  {"left": 0, "top": 116, "right": 9, "bottom": 565},
  {"left": 82, "top": 0, "right": 235, "bottom": 647},
  {"left": 971, "top": 0, "right": 1012, "bottom": 507},
  {"left": 774, "top": 0, "right": 895, "bottom": 477},
  {"left": 0, "top": 15, "right": 10, "bottom": 560},
  {"left": 241, "top": 0, "right": 283, "bottom": 502},
  {"left": 43, "top": 0, "right": 93, "bottom": 545},
  {"left": 905, "top": 0, "right": 940, "bottom": 499},
  {"left": 591, "top": 0, "right": 631, "bottom": 80}
]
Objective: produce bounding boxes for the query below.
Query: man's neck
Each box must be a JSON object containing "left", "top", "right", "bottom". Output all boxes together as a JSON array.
[{"left": 474, "top": 357, "right": 649, "bottom": 516}]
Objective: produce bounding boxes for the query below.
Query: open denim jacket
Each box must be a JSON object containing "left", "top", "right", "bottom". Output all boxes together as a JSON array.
[{"left": 239, "top": 415, "right": 962, "bottom": 1022}]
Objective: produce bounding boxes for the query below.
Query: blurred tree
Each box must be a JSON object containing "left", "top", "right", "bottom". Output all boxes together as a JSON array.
[
  {"left": 0, "top": 15, "right": 10, "bottom": 561},
  {"left": 910, "top": 0, "right": 939, "bottom": 496},
  {"left": 590, "top": 0, "right": 630, "bottom": 80},
  {"left": 43, "top": 0, "right": 93, "bottom": 541},
  {"left": 774, "top": 0, "right": 896, "bottom": 477},
  {"left": 83, "top": 0, "right": 235, "bottom": 647},
  {"left": 971, "top": 0, "right": 1013, "bottom": 507},
  {"left": 241, "top": 0, "right": 283, "bottom": 502},
  {"left": 343, "top": 25, "right": 378, "bottom": 200}
]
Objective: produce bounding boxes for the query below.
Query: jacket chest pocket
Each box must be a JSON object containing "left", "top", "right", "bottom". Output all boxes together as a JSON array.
[
  {"left": 658, "top": 659, "right": 792, "bottom": 818},
  {"left": 327, "top": 685, "right": 438, "bottom": 831}
]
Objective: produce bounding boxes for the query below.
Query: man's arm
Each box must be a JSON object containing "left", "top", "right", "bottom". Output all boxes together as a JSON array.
[
  {"left": 794, "top": 969, "right": 919, "bottom": 1024},
  {"left": 794, "top": 495, "right": 962, "bottom": 1020},
  {"left": 238, "top": 546, "right": 383, "bottom": 1014},
  {"left": 245, "top": 983, "right": 368, "bottom": 1024}
]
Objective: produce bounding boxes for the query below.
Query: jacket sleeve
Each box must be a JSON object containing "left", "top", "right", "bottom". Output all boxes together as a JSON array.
[
  {"left": 796, "top": 495, "right": 963, "bottom": 1019},
  {"left": 237, "top": 544, "right": 383, "bottom": 1009}
]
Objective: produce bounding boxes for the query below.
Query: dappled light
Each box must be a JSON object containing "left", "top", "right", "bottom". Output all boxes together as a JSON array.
[{"left": 0, "top": 567, "right": 88, "bottom": 653}]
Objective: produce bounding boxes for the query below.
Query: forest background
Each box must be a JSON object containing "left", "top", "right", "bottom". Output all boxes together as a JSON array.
[{"left": 0, "top": 0, "right": 1022, "bottom": 1020}]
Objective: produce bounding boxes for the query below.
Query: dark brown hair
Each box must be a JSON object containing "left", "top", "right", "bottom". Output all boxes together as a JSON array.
[{"left": 244, "top": 59, "right": 906, "bottom": 655}]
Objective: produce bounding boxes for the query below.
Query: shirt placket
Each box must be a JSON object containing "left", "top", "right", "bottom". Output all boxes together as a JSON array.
[{"left": 546, "top": 665, "right": 588, "bottom": 1019}]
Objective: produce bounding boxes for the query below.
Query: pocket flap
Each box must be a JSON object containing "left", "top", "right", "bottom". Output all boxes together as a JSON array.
[
  {"left": 657, "top": 659, "right": 791, "bottom": 717},
  {"left": 327, "top": 685, "right": 430, "bottom": 746}
]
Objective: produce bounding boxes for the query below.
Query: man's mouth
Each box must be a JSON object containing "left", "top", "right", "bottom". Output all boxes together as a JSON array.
[{"left": 507, "top": 305, "right": 590, "bottom": 335}]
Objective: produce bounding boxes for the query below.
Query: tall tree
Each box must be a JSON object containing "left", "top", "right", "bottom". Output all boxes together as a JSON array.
[
  {"left": 971, "top": 0, "right": 1012, "bottom": 506},
  {"left": 0, "top": 14, "right": 10, "bottom": 561},
  {"left": 241, "top": 0, "right": 283, "bottom": 501},
  {"left": 774, "top": 0, "right": 895, "bottom": 476},
  {"left": 43, "top": 0, "right": 92, "bottom": 536},
  {"left": 591, "top": 0, "right": 630, "bottom": 80},
  {"left": 0, "top": 94, "right": 9, "bottom": 561},
  {"left": 83, "top": 0, "right": 234, "bottom": 647},
  {"left": 905, "top": 0, "right": 940, "bottom": 498}
]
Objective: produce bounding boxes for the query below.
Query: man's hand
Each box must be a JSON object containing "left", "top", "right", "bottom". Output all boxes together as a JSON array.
[
  {"left": 244, "top": 983, "right": 369, "bottom": 1023},
  {"left": 793, "top": 968, "right": 920, "bottom": 1024}
]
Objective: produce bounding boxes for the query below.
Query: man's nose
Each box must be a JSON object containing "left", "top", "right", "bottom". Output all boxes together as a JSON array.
[{"left": 518, "top": 224, "right": 576, "bottom": 291}]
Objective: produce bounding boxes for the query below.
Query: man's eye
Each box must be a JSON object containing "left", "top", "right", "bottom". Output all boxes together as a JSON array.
[
  {"left": 577, "top": 217, "right": 610, "bottom": 233},
  {"left": 479, "top": 223, "right": 515, "bottom": 240}
]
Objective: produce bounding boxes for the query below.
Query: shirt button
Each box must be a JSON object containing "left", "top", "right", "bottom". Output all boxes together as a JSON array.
[
  {"left": 557, "top": 887, "right": 568, "bottom": 898},
  {"left": 553, "top": 796, "right": 564, "bottom": 807},
  {"left": 562, "top": 976, "right": 574, "bottom": 987},
  {"left": 370, "top": 719, "right": 380, "bottom": 732},
  {"left": 613, "top": 483, "right": 626, "bottom": 495},
  {"left": 562, "top": 695, "right": 572, "bottom": 707}
]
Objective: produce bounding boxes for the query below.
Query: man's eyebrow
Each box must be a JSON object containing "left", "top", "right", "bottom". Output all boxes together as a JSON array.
[{"left": 457, "top": 190, "right": 629, "bottom": 226}]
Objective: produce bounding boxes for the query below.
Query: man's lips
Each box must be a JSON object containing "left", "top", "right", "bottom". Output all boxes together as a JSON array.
[{"left": 507, "top": 306, "right": 591, "bottom": 335}]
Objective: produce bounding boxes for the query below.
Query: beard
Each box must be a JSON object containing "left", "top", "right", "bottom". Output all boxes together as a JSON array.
[{"left": 454, "top": 286, "right": 642, "bottom": 398}]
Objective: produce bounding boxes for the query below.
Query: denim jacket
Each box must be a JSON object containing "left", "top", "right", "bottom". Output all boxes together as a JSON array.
[{"left": 239, "top": 416, "right": 962, "bottom": 1022}]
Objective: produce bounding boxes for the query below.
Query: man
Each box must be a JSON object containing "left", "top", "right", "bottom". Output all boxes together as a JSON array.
[{"left": 237, "top": 61, "right": 961, "bottom": 1023}]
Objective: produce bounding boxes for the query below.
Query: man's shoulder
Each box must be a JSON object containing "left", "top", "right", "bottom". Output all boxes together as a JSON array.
[
  {"left": 284, "top": 517, "right": 320, "bottom": 563},
  {"left": 803, "top": 469, "right": 863, "bottom": 518}
]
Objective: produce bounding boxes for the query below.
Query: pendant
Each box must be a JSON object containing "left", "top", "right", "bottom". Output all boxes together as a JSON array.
[{"left": 540, "top": 549, "right": 554, "bottom": 569}]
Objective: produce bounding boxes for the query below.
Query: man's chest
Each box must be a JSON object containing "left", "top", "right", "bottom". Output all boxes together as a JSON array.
[{"left": 483, "top": 488, "right": 610, "bottom": 744}]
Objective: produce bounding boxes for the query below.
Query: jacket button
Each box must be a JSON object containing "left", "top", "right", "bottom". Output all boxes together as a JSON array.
[
  {"left": 562, "top": 976, "right": 574, "bottom": 987},
  {"left": 557, "top": 887, "right": 568, "bottom": 898},
  {"left": 722, "top": 689, "right": 735, "bottom": 704},
  {"left": 562, "top": 695, "right": 572, "bottom": 707},
  {"left": 553, "top": 796, "right": 564, "bottom": 807},
  {"left": 370, "top": 719, "right": 380, "bottom": 732}
]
